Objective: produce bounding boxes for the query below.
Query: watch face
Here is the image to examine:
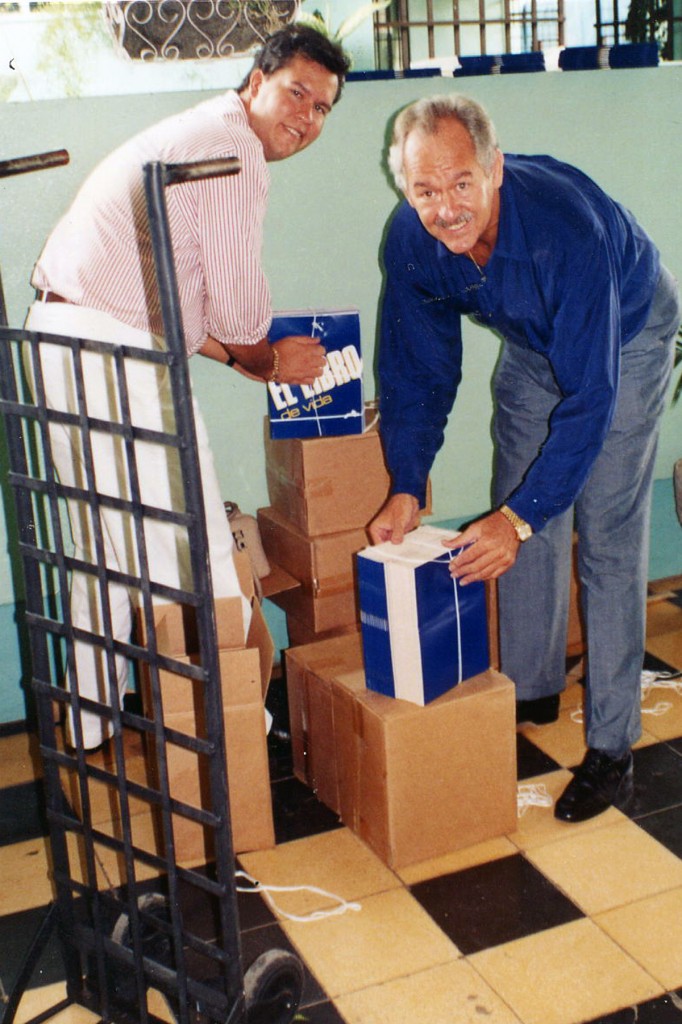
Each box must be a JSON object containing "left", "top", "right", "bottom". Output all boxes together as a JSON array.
[{"left": 518, "top": 523, "right": 532, "bottom": 541}]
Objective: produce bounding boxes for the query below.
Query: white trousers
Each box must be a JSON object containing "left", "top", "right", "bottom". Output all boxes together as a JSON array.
[{"left": 25, "top": 301, "right": 250, "bottom": 748}]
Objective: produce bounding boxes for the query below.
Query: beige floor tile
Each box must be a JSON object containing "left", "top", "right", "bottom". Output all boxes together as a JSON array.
[
  {"left": 508, "top": 770, "right": 626, "bottom": 852},
  {"left": 335, "top": 960, "right": 522, "bottom": 1024},
  {"left": 470, "top": 918, "right": 662, "bottom": 1024},
  {"left": 641, "top": 690, "right": 682, "bottom": 740},
  {"left": 559, "top": 679, "right": 585, "bottom": 709},
  {"left": 12, "top": 983, "right": 173, "bottom": 1024},
  {"left": 1, "top": 730, "right": 42, "bottom": 786},
  {"left": 396, "top": 836, "right": 518, "bottom": 885},
  {"left": 239, "top": 828, "right": 401, "bottom": 918},
  {"left": 0, "top": 836, "right": 54, "bottom": 915},
  {"left": 526, "top": 819, "right": 682, "bottom": 915},
  {"left": 595, "top": 887, "right": 682, "bottom": 991},
  {"left": 282, "top": 888, "right": 459, "bottom": 998},
  {"left": 14, "top": 983, "right": 99, "bottom": 1024},
  {"left": 646, "top": 599, "right": 682, "bottom": 638},
  {"left": 646, "top": 633, "right": 682, "bottom": 670},
  {"left": 517, "top": 708, "right": 588, "bottom": 769}
]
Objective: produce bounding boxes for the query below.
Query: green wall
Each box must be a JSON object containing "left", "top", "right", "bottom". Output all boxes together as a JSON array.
[{"left": 0, "top": 65, "right": 681, "bottom": 722}]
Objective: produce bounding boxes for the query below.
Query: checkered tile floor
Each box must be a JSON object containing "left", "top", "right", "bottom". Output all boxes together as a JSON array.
[{"left": 2, "top": 582, "right": 681, "bottom": 1024}]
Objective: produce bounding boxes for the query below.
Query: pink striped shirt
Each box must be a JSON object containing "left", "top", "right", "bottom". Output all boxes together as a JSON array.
[{"left": 32, "top": 92, "right": 272, "bottom": 356}]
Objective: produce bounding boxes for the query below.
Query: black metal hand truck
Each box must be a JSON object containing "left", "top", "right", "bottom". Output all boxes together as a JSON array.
[{"left": 0, "top": 151, "right": 303, "bottom": 1024}]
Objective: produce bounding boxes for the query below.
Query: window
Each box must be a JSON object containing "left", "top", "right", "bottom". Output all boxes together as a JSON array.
[
  {"left": 373, "top": 0, "right": 682, "bottom": 69},
  {"left": 374, "top": 0, "right": 567, "bottom": 70}
]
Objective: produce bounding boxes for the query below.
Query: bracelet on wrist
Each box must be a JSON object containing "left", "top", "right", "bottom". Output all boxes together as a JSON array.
[{"left": 267, "top": 347, "right": 280, "bottom": 384}]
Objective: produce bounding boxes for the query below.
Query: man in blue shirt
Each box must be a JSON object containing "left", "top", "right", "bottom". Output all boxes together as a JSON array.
[{"left": 369, "top": 94, "right": 680, "bottom": 823}]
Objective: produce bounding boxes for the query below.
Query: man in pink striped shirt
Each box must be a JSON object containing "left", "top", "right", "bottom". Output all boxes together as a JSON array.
[{"left": 25, "top": 25, "right": 350, "bottom": 749}]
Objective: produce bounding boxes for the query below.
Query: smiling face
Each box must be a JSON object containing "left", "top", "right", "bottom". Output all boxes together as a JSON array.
[
  {"left": 243, "top": 54, "right": 339, "bottom": 162},
  {"left": 402, "top": 117, "right": 504, "bottom": 261}
]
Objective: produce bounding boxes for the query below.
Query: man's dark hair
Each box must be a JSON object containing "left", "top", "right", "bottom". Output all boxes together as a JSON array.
[{"left": 238, "top": 25, "right": 351, "bottom": 103}]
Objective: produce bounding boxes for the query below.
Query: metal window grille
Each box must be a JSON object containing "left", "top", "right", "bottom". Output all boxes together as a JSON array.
[{"left": 374, "top": 0, "right": 566, "bottom": 70}]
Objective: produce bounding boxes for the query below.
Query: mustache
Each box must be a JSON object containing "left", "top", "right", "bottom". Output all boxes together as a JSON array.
[{"left": 434, "top": 211, "right": 473, "bottom": 229}]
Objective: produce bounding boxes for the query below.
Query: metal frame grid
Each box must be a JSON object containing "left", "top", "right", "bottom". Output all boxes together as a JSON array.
[
  {"left": 374, "top": 0, "right": 566, "bottom": 69},
  {"left": 0, "top": 157, "right": 250, "bottom": 1024}
]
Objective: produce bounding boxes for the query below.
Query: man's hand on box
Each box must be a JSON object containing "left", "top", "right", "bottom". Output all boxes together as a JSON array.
[
  {"left": 444, "top": 511, "right": 520, "bottom": 585},
  {"left": 368, "top": 493, "right": 420, "bottom": 545},
  {"left": 273, "top": 335, "right": 327, "bottom": 386}
]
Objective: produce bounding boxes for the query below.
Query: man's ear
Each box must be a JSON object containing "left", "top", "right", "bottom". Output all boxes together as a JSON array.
[
  {"left": 246, "top": 68, "right": 264, "bottom": 99},
  {"left": 492, "top": 148, "right": 504, "bottom": 188}
]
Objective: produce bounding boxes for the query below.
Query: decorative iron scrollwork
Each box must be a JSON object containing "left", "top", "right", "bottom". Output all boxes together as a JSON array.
[{"left": 103, "top": 1, "right": 300, "bottom": 61}]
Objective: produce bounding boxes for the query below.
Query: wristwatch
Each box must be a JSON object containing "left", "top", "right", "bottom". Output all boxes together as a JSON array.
[{"left": 499, "top": 504, "right": 533, "bottom": 542}]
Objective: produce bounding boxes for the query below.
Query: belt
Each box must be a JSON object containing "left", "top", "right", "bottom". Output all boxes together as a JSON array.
[{"left": 35, "top": 290, "right": 69, "bottom": 303}]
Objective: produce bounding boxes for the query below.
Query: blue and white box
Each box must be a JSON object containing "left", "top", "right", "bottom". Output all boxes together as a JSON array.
[
  {"left": 358, "top": 526, "right": 490, "bottom": 705},
  {"left": 267, "top": 308, "right": 364, "bottom": 439}
]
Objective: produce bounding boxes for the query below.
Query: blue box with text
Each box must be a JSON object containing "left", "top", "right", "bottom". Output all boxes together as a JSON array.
[{"left": 267, "top": 309, "right": 364, "bottom": 439}]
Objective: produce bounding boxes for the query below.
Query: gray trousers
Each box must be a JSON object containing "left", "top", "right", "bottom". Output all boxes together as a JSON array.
[{"left": 493, "top": 266, "right": 680, "bottom": 757}]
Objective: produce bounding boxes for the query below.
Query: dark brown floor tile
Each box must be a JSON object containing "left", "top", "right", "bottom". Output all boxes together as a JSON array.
[
  {"left": 0, "top": 779, "right": 47, "bottom": 846},
  {"left": 516, "top": 732, "right": 562, "bottom": 780},
  {"left": 582, "top": 987, "right": 682, "bottom": 1023},
  {"left": 629, "top": 742, "right": 682, "bottom": 818},
  {"left": 635, "top": 803, "right": 682, "bottom": 859},
  {"left": 270, "top": 777, "right": 341, "bottom": 844},
  {"left": 410, "top": 853, "right": 584, "bottom": 955}
]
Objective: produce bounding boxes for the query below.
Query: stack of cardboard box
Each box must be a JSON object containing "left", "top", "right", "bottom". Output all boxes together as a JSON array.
[
  {"left": 59, "top": 554, "right": 277, "bottom": 872},
  {"left": 140, "top": 578, "right": 276, "bottom": 864},
  {"left": 60, "top": 552, "right": 276, "bottom": 872},
  {"left": 285, "top": 631, "right": 517, "bottom": 869},
  {"left": 258, "top": 412, "right": 393, "bottom": 646}
]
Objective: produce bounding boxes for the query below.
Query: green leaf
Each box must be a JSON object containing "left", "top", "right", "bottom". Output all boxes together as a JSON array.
[{"left": 335, "top": 0, "right": 390, "bottom": 41}]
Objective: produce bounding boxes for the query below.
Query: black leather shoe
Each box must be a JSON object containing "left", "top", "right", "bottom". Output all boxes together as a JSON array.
[
  {"left": 516, "top": 693, "right": 560, "bottom": 726},
  {"left": 555, "top": 748, "right": 634, "bottom": 823}
]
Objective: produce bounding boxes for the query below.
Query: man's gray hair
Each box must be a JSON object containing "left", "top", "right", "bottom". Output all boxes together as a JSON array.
[{"left": 388, "top": 94, "right": 499, "bottom": 191}]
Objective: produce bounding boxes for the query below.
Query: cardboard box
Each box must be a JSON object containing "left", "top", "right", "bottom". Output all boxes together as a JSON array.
[
  {"left": 135, "top": 553, "right": 276, "bottom": 859},
  {"left": 285, "top": 614, "right": 358, "bottom": 649},
  {"left": 62, "top": 644, "right": 275, "bottom": 863},
  {"left": 258, "top": 505, "right": 365, "bottom": 632},
  {"left": 258, "top": 506, "right": 367, "bottom": 592},
  {"left": 264, "top": 412, "right": 392, "bottom": 536},
  {"left": 142, "top": 623, "right": 275, "bottom": 859},
  {"left": 358, "top": 526, "right": 490, "bottom": 704},
  {"left": 285, "top": 632, "right": 365, "bottom": 802},
  {"left": 276, "top": 585, "right": 359, "bottom": 635},
  {"left": 285, "top": 633, "right": 517, "bottom": 868},
  {"left": 335, "top": 666, "right": 517, "bottom": 868}
]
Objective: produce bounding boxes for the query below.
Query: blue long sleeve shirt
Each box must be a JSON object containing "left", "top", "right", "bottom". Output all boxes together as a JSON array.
[{"left": 378, "top": 154, "right": 660, "bottom": 532}]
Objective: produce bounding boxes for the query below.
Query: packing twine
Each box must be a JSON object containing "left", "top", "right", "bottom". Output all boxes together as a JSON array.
[
  {"left": 517, "top": 783, "right": 553, "bottom": 816},
  {"left": 310, "top": 313, "right": 324, "bottom": 437},
  {"left": 569, "top": 669, "right": 682, "bottom": 724},
  {"left": 446, "top": 549, "right": 464, "bottom": 686},
  {"left": 363, "top": 402, "right": 379, "bottom": 433},
  {"left": 235, "top": 870, "right": 361, "bottom": 923}
]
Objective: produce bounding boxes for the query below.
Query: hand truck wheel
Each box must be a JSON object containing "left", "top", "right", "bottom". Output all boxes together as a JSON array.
[
  {"left": 244, "top": 949, "right": 305, "bottom": 1024},
  {"left": 110, "top": 893, "right": 177, "bottom": 1015}
]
